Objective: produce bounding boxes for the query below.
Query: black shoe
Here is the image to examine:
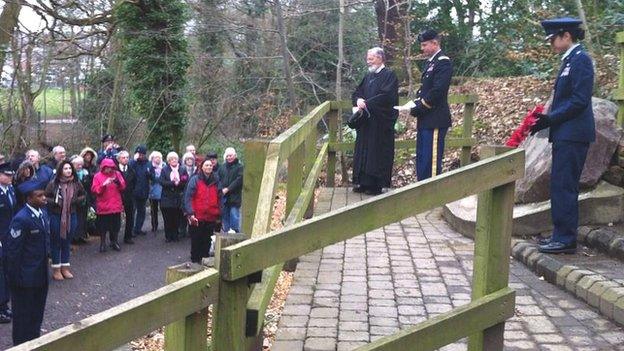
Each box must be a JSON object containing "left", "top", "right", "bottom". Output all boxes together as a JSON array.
[
  {"left": 538, "top": 241, "right": 577, "bottom": 254},
  {"left": 352, "top": 186, "right": 366, "bottom": 193},
  {"left": 138, "top": 231, "right": 147, "bottom": 236},
  {"left": 365, "top": 188, "right": 382, "bottom": 196},
  {"left": 537, "top": 237, "right": 551, "bottom": 245},
  {"left": 0, "top": 312, "right": 10, "bottom": 324},
  {"left": 3, "top": 309, "right": 12, "bottom": 318},
  {"left": 111, "top": 242, "right": 121, "bottom": 251},
  {"left": 124, "top": 239, "right": 135, "bottom": 245}
]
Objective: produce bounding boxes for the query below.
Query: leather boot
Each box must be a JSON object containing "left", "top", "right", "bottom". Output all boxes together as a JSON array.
[
  {"left": 61, "top": 266, "right": 74, "bottom": 279},
  {"left": 52, "top": 268, "right": 64, "bottom": 281}
]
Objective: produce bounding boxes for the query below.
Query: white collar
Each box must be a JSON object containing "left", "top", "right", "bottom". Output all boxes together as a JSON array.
[
  {"left": 0, "top": 184, "right": 8, "bottom": 192},
  {"left": 26, "top": 203, "right": 42, "bottom": 218},
  {"left": 375, "top": 64, "right": 385, "bottom": 73},
  {"left": 561, "top": 44, "right": 580, "bottom": 61},
  {"left": 428, "top": 49, "right": 442, "bottom": 62}
]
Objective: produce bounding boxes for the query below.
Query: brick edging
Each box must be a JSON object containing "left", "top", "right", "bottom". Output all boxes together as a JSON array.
[
  {"left": 511, "top": 240, "right": 624, "bottom": 326},
  {"left": 577, "top": 226, "right": 624, "bottom": 261}
]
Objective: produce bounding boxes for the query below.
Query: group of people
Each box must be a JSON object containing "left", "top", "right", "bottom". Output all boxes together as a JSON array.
[
  {"left": 352, "top": 17, "right": 594, "bottom": 255},
  {"left": 0, "top": 136, "right": 243, "bottom": 345}
]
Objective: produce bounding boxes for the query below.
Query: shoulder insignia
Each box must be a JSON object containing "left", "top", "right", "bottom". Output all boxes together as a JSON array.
[
  {"left": 10, "top": 228, "right": 21, "bottom": 239},
  {"left": 438, "top": 56, "right": 450, "bottom": 61}
]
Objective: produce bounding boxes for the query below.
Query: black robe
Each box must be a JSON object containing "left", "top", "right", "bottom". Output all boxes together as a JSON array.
[{"left": 351, "top": 67, "right": 399, "bottom": 188}]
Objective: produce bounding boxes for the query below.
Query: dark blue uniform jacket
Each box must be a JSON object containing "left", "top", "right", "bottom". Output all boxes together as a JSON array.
[
  {"left": 549, "top": 45, "right": 595, "bottom": 143},
  {"left": 4, "top": 207, "right": 50, "bottom": 288},
  {"left": 410, "top": 51, "right": 453, "bottom": 129},
  {"left": 0, "top": 186, "right": 17, "bottom": 244}
]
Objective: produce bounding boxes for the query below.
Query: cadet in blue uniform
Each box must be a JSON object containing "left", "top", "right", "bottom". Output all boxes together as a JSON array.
[
  {"left": 531, "top": 18, "right": 595, "bottom": 254},
  {"left": 405, "top": 29, "right": 453, "bottom": 180},
  {"left": 5, "top": 183, "right": 50, "bottom": 345},
  {"left": 0, "top": 162, "right": 17, "bottom": 323}
]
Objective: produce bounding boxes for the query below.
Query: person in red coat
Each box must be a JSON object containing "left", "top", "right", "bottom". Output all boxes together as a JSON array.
[
  {"left": 183, "top": 159, "right": 220, "bottom": 263},
  {"left": 91, "top": 158, "right": 126, "bottom": 252}
]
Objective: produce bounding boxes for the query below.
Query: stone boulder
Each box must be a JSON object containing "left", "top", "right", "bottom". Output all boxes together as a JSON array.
[{"left": 515, "top": 97, "right": 621, "bottom": 204}]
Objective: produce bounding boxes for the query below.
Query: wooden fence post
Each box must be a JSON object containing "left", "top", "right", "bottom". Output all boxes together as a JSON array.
[
  {"left": 468, "top": 146, "right": 516, "bottom": 351},
  {"left": 164, "top": 263, "right": 208, "bottom": 351},
  {"left": 287, "top": 116, "right": 304, "bottom": 217},
  {"left": 615, "top": 32, "right": 624, "bottom": 127},
  {"left": 326, "top": 109, "right": 338, "bottom": 187},
  {"left": 242, "top": 140, "right": 269, "bottom": 235},
  {"left": 213, "top": 234, "right": 252, "bottom": 351},
  {"left": 304, "top": 124, "right": 318, "bottom": 219},
  {"left": 460, "top": 101, "right": 475, "bottom": 167}
]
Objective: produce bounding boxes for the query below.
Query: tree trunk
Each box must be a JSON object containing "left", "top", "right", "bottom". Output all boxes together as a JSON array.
[
  {"left": 574, "top": 0, "right": 593, "bottom": 52},
  {"left": 0, "top": 0, "right": 22, "bottom": 72},
  {"left": 336, "top": 0, "right": 349, "bottom": 185},
  {"left": 375, "top": 0, "right": 402, "bottom": 67},
  {"left": 273, "top": 0, "right": 298, "bottom": 113}
]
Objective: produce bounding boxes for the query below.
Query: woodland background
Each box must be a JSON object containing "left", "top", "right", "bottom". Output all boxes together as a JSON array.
[{"left": 0, "top": 0, "right": 622, "bottom": 158}]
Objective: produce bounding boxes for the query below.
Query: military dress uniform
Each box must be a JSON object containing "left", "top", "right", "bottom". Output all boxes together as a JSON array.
[
  {"left": 410, "top": 30, "right": 453, "bottom": 180},
  {"left": 5, "top": 188, "right": 50, "bottom": 345},
  {"left": 0, "top": 163, "right": 17, "bottom": 323},
  {"left": 533, "top": 18, "right": 595, "bottom": 254}
]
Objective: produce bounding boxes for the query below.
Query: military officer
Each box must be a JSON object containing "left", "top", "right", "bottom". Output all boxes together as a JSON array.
[
  {"left": 397, "top": 29, "right": 453, "bottom": 180},
  {"left": 5, "top": 182, "right": 50, "bottom": 345},
  {"left": 531, "top": 18, "right": 595, "bottom": 254},
  {"left": 0, "top": 162, "right": 17, "bottom": 323}
]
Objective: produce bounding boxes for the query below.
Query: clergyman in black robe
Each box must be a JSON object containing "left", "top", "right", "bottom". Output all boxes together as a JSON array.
[{"left": 351, "top": 47, "right": 399, "bottom": 195}]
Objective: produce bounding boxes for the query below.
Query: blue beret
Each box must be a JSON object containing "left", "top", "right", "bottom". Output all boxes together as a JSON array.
[
  {"left": 541, "top": 17, "right": 583, "bottom": 40},
  {"left": 418, "top": 29, "right": 439, "bottom": 43},
  {"left": 17, "top": 181, "right": 42, "bottom": 195},
  {"left": 0, "top": 162, "right": 14, "bottom": 175}
]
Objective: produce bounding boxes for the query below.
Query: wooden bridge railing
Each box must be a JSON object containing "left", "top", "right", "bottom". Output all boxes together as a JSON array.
[
  {"left": 615, "top": 31, "right": 624, "bottom": 127},
  {"left": 9, "top": 95, "right": 523, "bottom": 351}
]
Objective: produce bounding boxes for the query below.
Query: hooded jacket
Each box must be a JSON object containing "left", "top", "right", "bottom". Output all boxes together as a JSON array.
[{"left": 91, "top": 158, "right": 126, "bottom": 215}]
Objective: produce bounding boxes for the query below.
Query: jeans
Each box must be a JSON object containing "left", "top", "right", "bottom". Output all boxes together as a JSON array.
[
  {"left": 133, "top": 197, "right": 147, "bottom": 234},
  {"left": 50, "top": 213, "right": 77, "bottom": 267},
  {"left": 221, "top": 205, "right": 240, "bottom": 233}
]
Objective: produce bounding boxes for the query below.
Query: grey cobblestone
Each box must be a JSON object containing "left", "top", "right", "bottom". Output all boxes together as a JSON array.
[{"left": 272, "top": 188, "right": 624, "bottom": 350}]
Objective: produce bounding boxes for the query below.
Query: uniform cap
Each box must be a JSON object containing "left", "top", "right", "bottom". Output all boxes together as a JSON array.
[
  {"left": 17, "top": 181, "right": 40, "bottom": 195},
  {"left": 541, "top": 17, "right": 583, "bottom": 40},
  {"left": 206, "top": 151, "right": 218, "bottom": 159},
  {"left": 0, "top": 162, "right": 14, "bottom": 176},
  {"left": 135, "top": 145, "right": 148, "bottom": 155},
  {"left": 101, "top": 134, "right": 115, "bottom": 143},
  {"left": 418, "top": 29, "right": 439, "bottom": 43}
]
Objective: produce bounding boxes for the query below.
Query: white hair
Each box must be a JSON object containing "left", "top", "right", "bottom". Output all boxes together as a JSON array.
[
  {"left": 70, "top": 155, "right": 84, "bottom": 165},
  {"left": 117, "top": 150, "right": 130, "bottom": 160},
  {"left": 223, "top": 147, "right": 237, "bottom": 162},
  {"left": 367, "top": 47, "right": 386, "bottom": 62},
  {"left": 182, "top": 152, "right": 195, "bottom": 162},
  {"left": 52, "top": 145, "right": 65, "bottom": 154},
  {"left": 26, "top": 149, "right": 39, "bottom": 158},
  {"left": 149, "top": 151, "right": 163, "bottom": 162},
  {"left": 166, "top": 151, "right": 179, "bottom": 163}
]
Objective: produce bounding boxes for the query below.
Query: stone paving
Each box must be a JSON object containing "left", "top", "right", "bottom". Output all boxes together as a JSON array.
[{"left": 272, "top": 188, "right": 624, "bottom": 351}]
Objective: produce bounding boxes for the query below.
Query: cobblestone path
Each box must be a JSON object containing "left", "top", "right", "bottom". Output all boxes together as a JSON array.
[{"left": 273, "top": 188, "right": 624, "bottom": 351}]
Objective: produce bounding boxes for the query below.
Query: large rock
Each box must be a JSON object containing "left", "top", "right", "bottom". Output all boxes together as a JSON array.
[
  {"left": 515, "top": 98, "right": 621, "bottom": 204},
  {"left": 443, "top": 181, "right": 624, "bottom": 238}
]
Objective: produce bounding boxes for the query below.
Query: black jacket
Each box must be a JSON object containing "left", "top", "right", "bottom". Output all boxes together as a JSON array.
[
  {"left": 217, "top": 159, "right": 243, "bottom": 206},
  {"left": 131, "top": 159, "right": 151, "bottom": 200},
  {"left": 410, "top": 51, "right": 453, "bottom": 129},
  {"left": 119, "top": 164, "right": 136, "bottom": 203},
  {"left": 159, "top": 165, "right": 189, "bottom": 208}
]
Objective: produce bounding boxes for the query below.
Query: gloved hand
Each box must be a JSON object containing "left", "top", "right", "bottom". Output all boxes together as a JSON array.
[
  {"left": 393, "top": 100, "right": 416, "bottom": 111},
  {"left": 530, "top": 113, "right": 551, "bottom": 135}
]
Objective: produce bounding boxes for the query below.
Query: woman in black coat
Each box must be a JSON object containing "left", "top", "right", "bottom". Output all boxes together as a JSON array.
[{"left": 159, "top": 152, "right": 189, "bottom": 242}]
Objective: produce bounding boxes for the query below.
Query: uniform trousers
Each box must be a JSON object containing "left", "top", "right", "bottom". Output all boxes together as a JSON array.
[
  {"left": 0, "top": 246, "right": 9, "bottom": 311},
  {"left": 550, "top": 140, "right": 589, "bottom": 246},
  {"left": 416, "top": 127, "right": 448, "bottom": 180},
  {"left": 10, "top": 284, "right": 48, "bottom": 345},
  {"left": 189, "top": 221, "right": 215, "bottom": 263}
]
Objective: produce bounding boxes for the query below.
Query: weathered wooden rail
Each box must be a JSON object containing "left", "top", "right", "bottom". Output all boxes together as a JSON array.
[
  {"left": 8, "top": 94, "right": 526, "bottom": 351},
  {"left": 615, "top": 31, "right": 624, "bottom": 127}
]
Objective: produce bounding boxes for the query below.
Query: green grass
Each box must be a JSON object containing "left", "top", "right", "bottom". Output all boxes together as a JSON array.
[{"left": 0, "top": 88, "right": 73, "bottom": 119}]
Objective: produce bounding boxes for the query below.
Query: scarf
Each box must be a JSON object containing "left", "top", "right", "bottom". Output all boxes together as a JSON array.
[
  {"left": 152, "top": 161, "right": 163, "bottom": 178},
  {"left": 170, "top": 165, "right": 180, "bottom": 183},
  {"left": 59, "top": 175, "right": 76, "bottom": 238}
]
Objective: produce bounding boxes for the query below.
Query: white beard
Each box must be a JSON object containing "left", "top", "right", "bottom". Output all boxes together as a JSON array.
[{"left": 368, "top": 65, "right": 379, "bottom": 73}]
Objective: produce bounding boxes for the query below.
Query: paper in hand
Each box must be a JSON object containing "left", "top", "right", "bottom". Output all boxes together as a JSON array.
[
  {"left": 352, "top": 107, "right": 359, "bottom": 114},
  {"left": 393, "top": 100, "right": 416, "bottom": 111}
]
